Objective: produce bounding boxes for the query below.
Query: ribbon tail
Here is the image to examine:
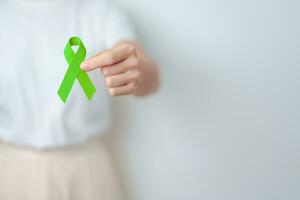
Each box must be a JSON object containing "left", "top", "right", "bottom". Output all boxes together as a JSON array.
[
  {"left": 58, "top": 76, "right": 75, "bottom": 103},
  {"left": 58, "top": 65, "right": 79, "bottom": 103},
  {"left": 77, "top": 70, "right": 96, "bottom": 100}
]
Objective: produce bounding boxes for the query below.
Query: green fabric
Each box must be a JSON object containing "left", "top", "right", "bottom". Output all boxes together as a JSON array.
[{"left": 58, "top": 37, "right": 96, "bottom": 103}]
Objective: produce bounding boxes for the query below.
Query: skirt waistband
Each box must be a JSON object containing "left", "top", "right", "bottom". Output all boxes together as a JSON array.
[{"left": 0, "top": 134, "right": 106, "bottom": 159}]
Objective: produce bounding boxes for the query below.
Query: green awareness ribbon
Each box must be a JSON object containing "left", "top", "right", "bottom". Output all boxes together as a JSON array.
[{"left": 58, "top": 37, "right": 96, "bottom": 103}]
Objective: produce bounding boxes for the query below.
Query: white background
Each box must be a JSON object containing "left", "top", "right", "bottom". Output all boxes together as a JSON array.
[{"left": 105, "top": 0, "right": 300, "bottom": 200}]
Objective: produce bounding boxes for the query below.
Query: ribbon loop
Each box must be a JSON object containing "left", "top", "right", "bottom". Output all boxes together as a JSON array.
[{"left": 58, "top": 37, "right": 96, "bottom": 103}]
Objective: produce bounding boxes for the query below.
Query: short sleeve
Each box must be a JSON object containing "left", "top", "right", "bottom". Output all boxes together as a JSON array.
[{"left": 104, "top": 2, "right": 136, "bottom": 48}]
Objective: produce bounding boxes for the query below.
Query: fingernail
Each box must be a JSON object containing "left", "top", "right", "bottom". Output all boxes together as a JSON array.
[{"left": 80, "top": 61, "right": 90, "bottom": 70}]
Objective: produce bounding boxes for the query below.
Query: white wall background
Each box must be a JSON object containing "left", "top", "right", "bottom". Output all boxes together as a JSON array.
[{"left": 105, "top": 0, "right": 300, "bottom": 200}]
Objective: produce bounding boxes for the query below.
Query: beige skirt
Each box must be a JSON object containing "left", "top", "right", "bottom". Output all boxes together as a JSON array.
[{"left": 0, "top": 135, "right": 122, "bottom": 200}]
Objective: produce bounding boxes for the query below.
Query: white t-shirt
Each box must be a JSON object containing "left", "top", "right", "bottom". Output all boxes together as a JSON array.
[{"left": 0, "top": 0, "right": 135, "bottom": 148}]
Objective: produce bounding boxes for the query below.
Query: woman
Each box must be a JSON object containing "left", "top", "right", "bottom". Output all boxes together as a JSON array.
[{"left": 0, "top": 0, "right": 159, "bottom": 199}]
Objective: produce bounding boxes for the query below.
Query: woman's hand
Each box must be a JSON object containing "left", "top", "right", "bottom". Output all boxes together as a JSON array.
[{"left": 80, "top": 41, "right": 159, "bottom": 97}]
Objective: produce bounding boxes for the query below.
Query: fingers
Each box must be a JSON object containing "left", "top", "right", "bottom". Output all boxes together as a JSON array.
[
  {"left": 80, "top": 44, "right": 135, "bottom": 71},
  {"left": 108, "top": 82, "right": 137, "bottom": 96},
  {"left": 104, "top": 66, "right": 140, "bottom": 96},
  {"left": 105, "top": 69, "right": 140, "bottom": 88},
  {"left": 101, "top": 55, "right": 139, "bottom": 77}
]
